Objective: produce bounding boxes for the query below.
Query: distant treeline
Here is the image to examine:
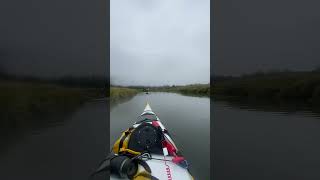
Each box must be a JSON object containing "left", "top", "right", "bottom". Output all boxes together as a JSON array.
[
  {"left": 0, "top": 72, "right": 108, "bottom": 88},
  {"left": 110, "top": 84, "right": 210, "bottom": 97},
  {"left": 213, "top": 69, "right": 320, "bottom": 104},
  {"left": 148, "top": 84, "right": 210, "bottom": 96}
]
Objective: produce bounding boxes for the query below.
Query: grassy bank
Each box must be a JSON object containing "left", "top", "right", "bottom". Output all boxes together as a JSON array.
[
  {"left": 110, "top": 87, "right": 139, "bottom": 102},
  {"left": 213, "top": 71, "right": 320, "bottom": 105},
  {"left": 0, "top": 80, "right": 103, "bottom": 131},
  {"left": 151, "top": 84, "right": 210, "bottom": 97}
]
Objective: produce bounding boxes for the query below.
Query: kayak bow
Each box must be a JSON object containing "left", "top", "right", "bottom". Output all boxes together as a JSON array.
[{"left": 109, "top": 102, "right": 194, "bottom": 180}]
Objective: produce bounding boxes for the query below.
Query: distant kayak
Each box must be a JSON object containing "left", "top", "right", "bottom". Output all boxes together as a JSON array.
[
  {"left": 143, "top": 88, "right": 150, "bottom": 95},
  {"left": 94, "top": 103, "right": 194, "bottom": 180}
]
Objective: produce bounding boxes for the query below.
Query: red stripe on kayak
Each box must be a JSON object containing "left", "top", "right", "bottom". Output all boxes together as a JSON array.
[
  {"left": 152, "top": 121, "right": 160, "bottom": 127},
  {"left": 162, "top": 140, "right": 177, "bottom": 155}
]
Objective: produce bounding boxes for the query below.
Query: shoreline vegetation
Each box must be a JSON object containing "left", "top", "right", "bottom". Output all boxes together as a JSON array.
[
  {"left": 110, "top": 87, "right": 140, "bottom": 103},
  {"left": 213, "top": 69, "right": 320, "bottom": 106},
  {"left": 149, "top": 84, "right": 210, "bottom": 96},
  {"left": 5, "top": 68, "right": 320, "bottom": 130},
  {"left": 0, "top": 73, "right": 106, "bottom": 134},
  {"left": 110, "top": 83, "right": 210, "bottom": 99}
]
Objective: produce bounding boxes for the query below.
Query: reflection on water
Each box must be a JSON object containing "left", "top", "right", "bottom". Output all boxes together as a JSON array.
[
  {"left": 111, "top": 92, "right": 210, "bottom": 180},
  {"left": 216, "top": 97, "right": 320, "bottom": 117},
  {"left": 0, "top": 101, "right": 109, "bottom": 180},
  {"left": 0, "top": 104, "right": 82, "bottom": 157},
  {"left": 214, "top": 98, "right": 320, "bottom": 180}
]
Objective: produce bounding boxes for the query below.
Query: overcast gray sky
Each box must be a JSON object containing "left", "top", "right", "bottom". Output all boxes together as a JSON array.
[{"left": 110, "top": 0, "right": 210, "bottom": 86}]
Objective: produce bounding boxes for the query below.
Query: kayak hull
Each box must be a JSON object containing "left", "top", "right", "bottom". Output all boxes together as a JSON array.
[{"left": 110, "top": 103, "right": 193, "bottom": 180}]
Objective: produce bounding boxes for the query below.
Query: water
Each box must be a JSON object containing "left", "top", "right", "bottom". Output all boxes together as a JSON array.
[
  {"left": 3, "top": 93, "right": 318, "bottom": 180},
  {"left": 0, "top": 101, "right": 109, "bottom": 180},
  {"left": 110, "top": 92, "right": 210, "bottom": 180},
  {"left": 214, "top": 100, "right": 320, "bottom": 180}
]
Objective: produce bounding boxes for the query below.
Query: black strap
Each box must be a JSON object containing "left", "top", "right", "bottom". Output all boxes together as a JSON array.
[
  {"left": 90, "top": 154, "right": 117, "bottom": 178},
  {"left": 134, "top": 157, "right": 160, "bottom": 180},
  {"left": 135, "top": 159, "right": 152, "bottom": 173}
]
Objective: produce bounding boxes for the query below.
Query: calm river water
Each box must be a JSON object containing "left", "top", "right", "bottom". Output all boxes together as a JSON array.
[
  {"left": 110, "top": 92, "right": 210, "bottom": 180},
  {"left": 214, "top": 100, "right": 320, "bottom": 180},
  {"left": 2, "top": 93, "right": 319, "bottom": 180},
  {"left": 0, "top": 100, "right": 109, "bottom": 180}
]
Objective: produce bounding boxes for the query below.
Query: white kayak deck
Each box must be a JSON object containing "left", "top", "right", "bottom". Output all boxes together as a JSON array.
[
  {"left": 110, "top": 103, "right": 193, "bottom": 180},
  {"left": 110, "top": 154, "right": 193, "bottom": 180}
]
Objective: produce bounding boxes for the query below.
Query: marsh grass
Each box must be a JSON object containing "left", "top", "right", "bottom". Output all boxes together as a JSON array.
[
  {"left": 0, "top": 80, "right": 102, "bottom": 131},
  {"left": 110, "top": 87, "right": 139, "bottom": 103},
  {"left": 213, "top": 71, "right": 320, "bottom": 105}
]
